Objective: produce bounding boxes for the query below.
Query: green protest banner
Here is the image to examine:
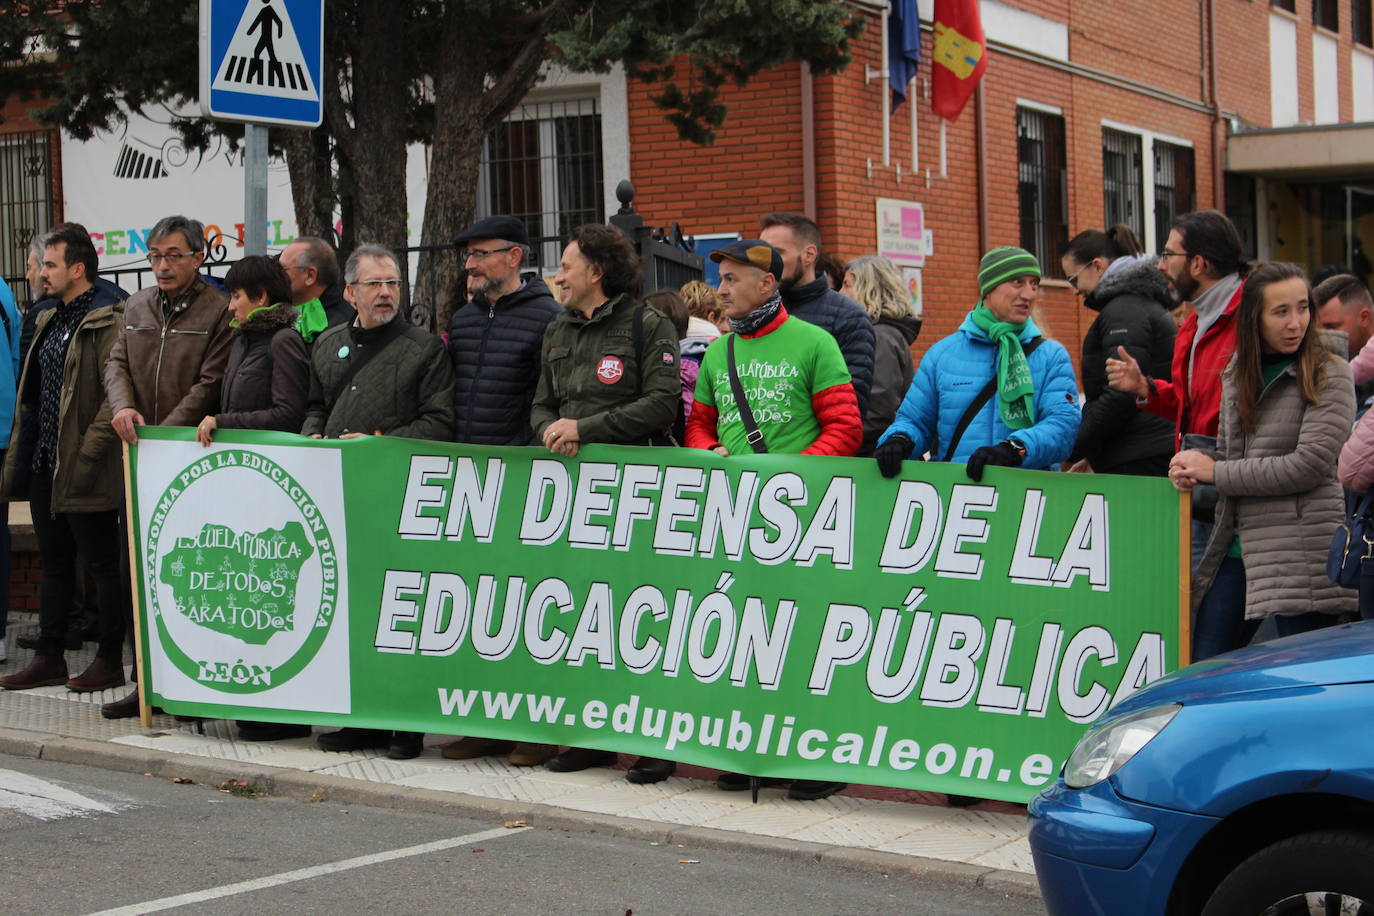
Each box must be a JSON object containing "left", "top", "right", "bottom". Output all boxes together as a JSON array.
[{"left": 128, "top": 428, "right": 1184, "bottom": 803}]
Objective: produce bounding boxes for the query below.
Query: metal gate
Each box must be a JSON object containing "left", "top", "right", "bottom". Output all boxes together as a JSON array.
[{"left": 0, "top": 128, "right": 62, "bottom": 304}]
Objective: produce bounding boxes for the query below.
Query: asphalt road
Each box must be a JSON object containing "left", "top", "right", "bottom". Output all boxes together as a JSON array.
[{"left": 0, "top": 752, "right": 1045, "bottom": 915}]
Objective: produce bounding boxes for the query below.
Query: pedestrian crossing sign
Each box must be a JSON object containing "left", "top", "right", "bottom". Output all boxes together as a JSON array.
[{"left": 199, "top": 0, "right": 324, "bottom": 127}]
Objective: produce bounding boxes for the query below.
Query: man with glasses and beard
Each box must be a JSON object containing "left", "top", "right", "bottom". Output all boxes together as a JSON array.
[
  {"left": 437, "top": 219, "right": 560, "bottom": 768},
  {"left": 445, "top": 216, "right": 560, "bottom": 447},
  {"left": 1106, "top": 209, "right": 1248, "bottom": 565}
]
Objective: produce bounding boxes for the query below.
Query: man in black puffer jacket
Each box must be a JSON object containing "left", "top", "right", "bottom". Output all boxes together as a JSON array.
[
  {"left": 446, "top": 216, "right": 560, "bottom": 446},
  {"left": 1068, "top": 253, "right": 1177, "bottom": 475},
  {"left": 760, "top": 212, "right": 875, "bottom": 420}
]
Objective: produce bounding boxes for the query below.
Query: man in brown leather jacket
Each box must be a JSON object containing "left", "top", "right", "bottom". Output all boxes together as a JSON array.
[{"left": 100, "top": 214, "right": 234, "bottom": 719}]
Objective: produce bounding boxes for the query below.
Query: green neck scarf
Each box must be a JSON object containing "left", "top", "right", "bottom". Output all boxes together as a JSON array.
[
  {"left": 295, "top": 297, "right": 329, "bottom": 343},
  {"left": 230, "top": 303, "right": 279, "bottom": 329},
  {"left": 968, "top": 303, "right": 1035, "bottom": 430}
]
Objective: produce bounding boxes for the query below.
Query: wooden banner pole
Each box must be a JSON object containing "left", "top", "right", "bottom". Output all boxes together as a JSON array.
[{"left": 122, "top": 440, "right": 152, "bottom": 729}]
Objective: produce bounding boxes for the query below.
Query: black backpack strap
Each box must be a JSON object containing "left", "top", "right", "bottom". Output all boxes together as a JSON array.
[
  {"left": 727, "top": 334, "right": 768, "bottom": 453},
  {"left": 941, "top": 336, "right": 1044, "bottom": 462}
]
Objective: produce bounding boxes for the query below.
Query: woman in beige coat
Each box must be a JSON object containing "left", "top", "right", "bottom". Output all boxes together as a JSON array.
[{"left": 1169, "top": 261, "right": 1356, "bottom": 660}]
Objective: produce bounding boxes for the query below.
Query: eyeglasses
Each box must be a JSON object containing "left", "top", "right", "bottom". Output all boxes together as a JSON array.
[
  {"left": 463, "top": 246, "right": 516, "bottom": 262},
  {"left": 1065, "top": 264, "right": 1091, "bottom": 289},
  {"left": 147, "top": 252, "right": 191, "bottom": 264},
  {"left": 1158, "top": 250, "right": 1187, "bottom": 260},
  {"left": 352, "top": 278, "right": 402, "bottom": 290}
]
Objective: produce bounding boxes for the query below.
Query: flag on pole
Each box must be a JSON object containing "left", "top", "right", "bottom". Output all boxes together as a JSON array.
[
  {"left": 888, "top": 0, "right": 922, "bottom": 111},
  {"left": 931, "top": 0, "right": 987, "bottom": 122}
]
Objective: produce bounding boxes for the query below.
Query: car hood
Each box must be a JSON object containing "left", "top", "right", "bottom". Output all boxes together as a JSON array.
[{"left": 1114, "top": 620, "right": 1374, "bottom": 713}]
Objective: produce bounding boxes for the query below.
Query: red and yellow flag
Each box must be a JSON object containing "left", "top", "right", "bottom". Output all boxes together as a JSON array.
[{"left": 931, "top": 0, "right": 987, "bottom": 122}]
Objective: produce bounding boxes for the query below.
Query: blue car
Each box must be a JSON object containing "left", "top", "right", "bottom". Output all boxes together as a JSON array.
[{"left": 1029, "top": 621, "right": 1374, "bottom": 916}]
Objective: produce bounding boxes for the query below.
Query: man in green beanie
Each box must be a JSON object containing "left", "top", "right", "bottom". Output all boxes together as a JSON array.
[{"left": 872, "top": 245, "right": 1080, "bottom": 481}]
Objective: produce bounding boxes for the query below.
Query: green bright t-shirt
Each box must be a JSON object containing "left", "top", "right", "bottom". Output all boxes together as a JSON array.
[{"left": 694, "top": 314, "right": 852, "bottom": 455}]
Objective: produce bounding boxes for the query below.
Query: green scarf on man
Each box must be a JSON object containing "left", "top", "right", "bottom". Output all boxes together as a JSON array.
[
  {"left": 968, "top": 303, "right": 1036, "bottom": 430},
  {"left": 294, "top": 297, "right": 329, "bottom": 343}
]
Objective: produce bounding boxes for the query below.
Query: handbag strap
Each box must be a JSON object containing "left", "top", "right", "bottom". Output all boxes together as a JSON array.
[
  {"left": 941, "top": 336, "right": 1044, "bottom": 462},
  {"left": 727, "top": 334, "right": 768, "bottom": 454}
]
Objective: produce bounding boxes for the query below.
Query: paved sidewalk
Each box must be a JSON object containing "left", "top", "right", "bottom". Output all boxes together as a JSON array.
[{"left": 0, "top": 616, "right": 1038, "bottom": 897}]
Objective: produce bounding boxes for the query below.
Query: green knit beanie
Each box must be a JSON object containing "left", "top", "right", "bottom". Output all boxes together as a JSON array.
[{"left": 978, "top": 246, "right": 1042, "bottom": 299}]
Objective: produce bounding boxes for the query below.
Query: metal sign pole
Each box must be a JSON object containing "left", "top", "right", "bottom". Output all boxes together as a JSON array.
[{"left": 244, "top": 123, "right": 268, "bottom": 256}]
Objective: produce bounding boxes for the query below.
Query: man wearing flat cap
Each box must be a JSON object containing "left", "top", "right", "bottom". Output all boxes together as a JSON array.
[
  {"left": 445, "top": 215, "right": 561, "bottom": 447},
  {"left": 686, "top": 239, "right": 862, "bottom": 460},
  {"left": 873, "top": 245, "right": 1079, "bottom": 482},
  {"left": 438, "top": 216, "right": 562, "bottom": 769}
]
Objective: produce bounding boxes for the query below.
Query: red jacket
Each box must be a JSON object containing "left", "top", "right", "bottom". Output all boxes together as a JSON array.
[{"left": 1143, "top": 281, "right": 1243, "bottom": 443}]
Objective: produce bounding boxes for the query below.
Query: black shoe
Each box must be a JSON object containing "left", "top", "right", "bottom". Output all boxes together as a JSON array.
[
  {"left": 387, "top": 731, "right": 424, "bottom": 760},
  {"left": 316, "top": 727, "right": 391, "bottom": 752},
  {"left": 237, "top": 721, "right": 313, "bottom": 742},
  {"left": 544, "top": 747, "right": 618, "bottom": 772},
  {"left": 626, "top": 756, "right": 676, "bottom": 784},
  {"left": 715, "top": 772, "right": 788, "bottom": 792},
  {"left": 945, "top": 793, "right": 982, "bottom": 807},
  {"left": 788, "top": 780, "right": 846, "bottom": 801}
]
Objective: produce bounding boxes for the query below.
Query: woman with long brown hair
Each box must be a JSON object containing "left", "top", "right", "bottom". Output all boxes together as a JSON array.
[{"left": 1169, "top": 261, "right": 1356, "bottom": 659}]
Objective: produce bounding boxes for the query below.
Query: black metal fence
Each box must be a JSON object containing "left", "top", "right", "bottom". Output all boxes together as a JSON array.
[{"left": 4, "top": 181, "right": 704, "bottom": 316}]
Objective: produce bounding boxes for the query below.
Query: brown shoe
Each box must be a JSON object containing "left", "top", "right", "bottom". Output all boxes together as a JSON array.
[
  {"left": 545, "top": 746, "right": 618, "bottom": 772},
  {"left": 440, "top": 736, "right": 515, "bottom": 760},
  {"left": 66, "top": 656, "right": 126, "bottom": 692},
  {"left": 507, "top": 742, "right": 558, "bottom": 767},
  {"left": 0, "top": 654, "right": 68, "bottom": 690}
]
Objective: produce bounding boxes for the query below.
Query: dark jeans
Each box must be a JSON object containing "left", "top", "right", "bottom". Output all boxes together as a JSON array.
[
  {"left": 30, "top": 468, "right": 125, "bottom": 660},
  {"left": 1272, "top": 612, "right": 1336, "bottom": 639},
  {"left": 0, "top": 487, "right": 8, "bottom": 645},
  {"left": 1361, "top": 557, "right": 1374, "bottom": 621},
  {"left": 1193, "top": 555, "right": 1258, "bottom": 661}
]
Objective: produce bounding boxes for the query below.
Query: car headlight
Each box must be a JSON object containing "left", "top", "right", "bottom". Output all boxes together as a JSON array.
[{"left": 1063, "top": 704, "right": 1181, "bottom": 788}]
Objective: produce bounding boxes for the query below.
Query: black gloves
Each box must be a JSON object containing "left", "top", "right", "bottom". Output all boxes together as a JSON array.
[
  {"left": 874, "top": 434, "right": 914, "bottom": 478},
  {"left": 966, "top": 441, "right": 1024, "bottom": 482}
]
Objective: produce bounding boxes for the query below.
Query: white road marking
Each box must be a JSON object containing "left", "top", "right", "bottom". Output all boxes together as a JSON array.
[
  {"left": 0, "top": 769, "right": 117, "bottom": 820},
  {"left": 85, "top": 825, "right": 529, "bottom": 915}
]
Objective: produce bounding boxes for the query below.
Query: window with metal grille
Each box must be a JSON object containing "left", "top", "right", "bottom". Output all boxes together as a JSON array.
[
  {"left": 1356, "top": 0, "right": 1373, "bottom": 46},
  {"left": 0, "top": 129, "right": 61, "bottom": 302},
  {"left": 1271, "top": 0, "right": 1296, "bottom": 12},
  {"left": 1314, "top": 0, "right": 1339, "bottom": 31},
  {"left": 1017, "top": 107, "right": 1067, "bottom": 277},
  {"left": 1102, "top": 128, "right": 1145, "bottom": 241},
  {"left": 477, "top": 98, "right": 603, "bottom": 272},
  {"left": 1153, "top": 142, "right": 1196, "bottom": 253}
]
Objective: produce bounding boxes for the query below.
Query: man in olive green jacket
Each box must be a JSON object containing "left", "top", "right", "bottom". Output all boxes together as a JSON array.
[
  {"left": 0, "top": 225, "right": 127, "bottom": 693},
  {"left": 530, "top": 224, "right": 680, "bottom": 456},
  {"left": 527, "top": 224, "right": 680, "bottom": 786}
]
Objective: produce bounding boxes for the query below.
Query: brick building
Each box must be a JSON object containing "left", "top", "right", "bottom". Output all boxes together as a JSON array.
[
  {"left": 2, "top": 0, "right": 1372, "bottom": 366},
  {"left": 627, "top": 0, "right": 1374, "bottom": 361}
]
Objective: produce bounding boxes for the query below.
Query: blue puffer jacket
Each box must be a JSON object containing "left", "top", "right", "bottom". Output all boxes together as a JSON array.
[{"left": 878, "top": 314, "right": 1080, "bottom": 469}]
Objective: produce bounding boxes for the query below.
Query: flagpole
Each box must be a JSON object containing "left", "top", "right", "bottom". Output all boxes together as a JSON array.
[
  {"left": 940, "top": 119, "right": 947, "bottom": 179},
  {"left": 910, "top": 76, "right": 919, "bottom": 171},
  {"left": 882, "top": 0, "right": 891, "bottom": 167}
]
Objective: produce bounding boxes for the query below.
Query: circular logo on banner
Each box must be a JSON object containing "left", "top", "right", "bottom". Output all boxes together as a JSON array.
[
  {"left": 145, "top": 450, "right": 339, "bottom": 694},
  {"left": 596, "top": 355, "right": 625, "bottom": 383}
]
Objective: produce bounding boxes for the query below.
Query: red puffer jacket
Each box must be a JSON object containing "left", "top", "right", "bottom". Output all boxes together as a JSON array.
[{"left": 1143, "top": 281, "right": 1243, "bottom": 443}]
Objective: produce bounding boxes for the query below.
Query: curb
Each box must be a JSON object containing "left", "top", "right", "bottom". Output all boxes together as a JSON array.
[{"left": 0, "top": 726, "right": 1041, "bottom": 899}]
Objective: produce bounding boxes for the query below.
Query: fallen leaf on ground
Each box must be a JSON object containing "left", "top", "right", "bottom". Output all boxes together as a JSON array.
[
  {"left": 503, "top": 819, "right": 526, "bottom": 828},
  {"left": 171, "top": 777, "right": 194, "bottom": 784},
  {"left": 308, "top": 788, "right": 328, "bottom": 803}
]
